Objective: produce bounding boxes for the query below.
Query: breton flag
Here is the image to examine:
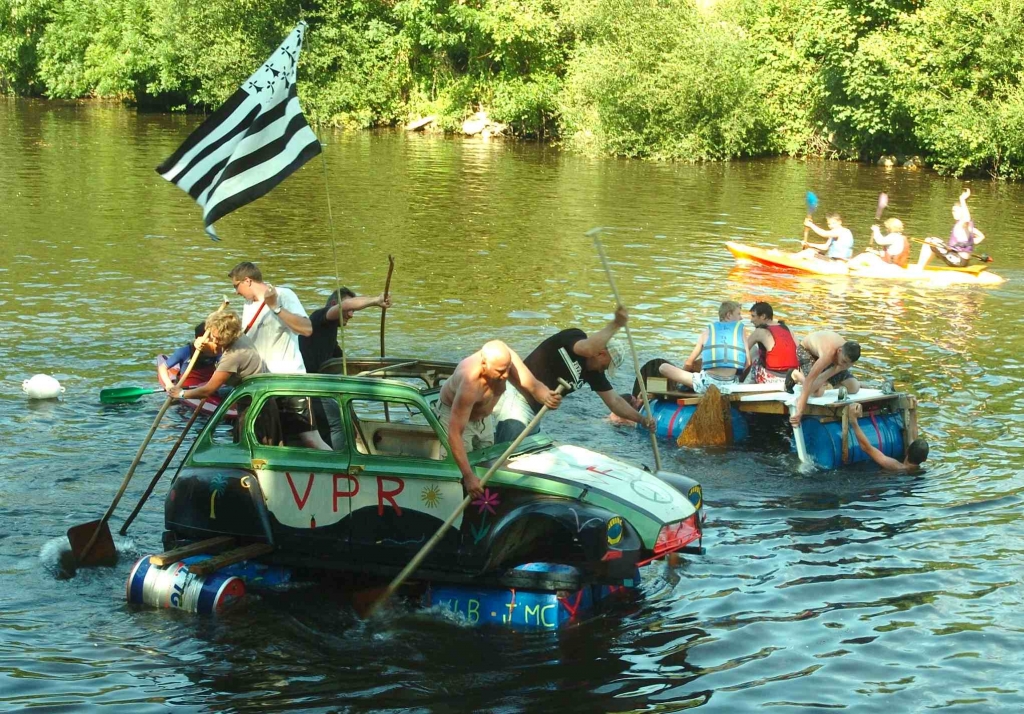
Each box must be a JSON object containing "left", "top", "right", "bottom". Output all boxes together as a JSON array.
[{"left": 156, "top": 22, "right": 321, "bottom": 239}]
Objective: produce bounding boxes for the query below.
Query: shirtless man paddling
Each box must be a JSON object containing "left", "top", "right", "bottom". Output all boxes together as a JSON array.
[{"left": 438, "top": 341, "right": 561, "bottom": 497}]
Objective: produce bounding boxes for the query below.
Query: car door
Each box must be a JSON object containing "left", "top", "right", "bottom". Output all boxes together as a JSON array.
[
  {"left": 344, "top": 396, "right": 464, "bottom": 569},
  {"left": 247, "top": 391, "right": 354, "bottom": 558}
]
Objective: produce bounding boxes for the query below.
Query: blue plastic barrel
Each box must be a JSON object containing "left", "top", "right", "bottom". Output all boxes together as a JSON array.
[
  {"left": 800, "top": 413, "right": 905, "bottom": 468},
  {"left": 127, "top": 557, "right": 246, "bottom": 615},
  {"left": 423, "top": 563, "right": 639, "bottom": 629},
  {"left": 651, "top": 399, "right": 749, "bottom": 443}
]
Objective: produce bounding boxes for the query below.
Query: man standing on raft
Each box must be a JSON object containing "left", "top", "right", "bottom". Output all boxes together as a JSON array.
[
  {"left": 438, "top": 341, "right": 561, "bottom": 497},
  {"left": 494, "top": 306, "right": 654, "bottom": 442},
  {"left": 787, "top": 330, "right": 861, "bottom": 426}
]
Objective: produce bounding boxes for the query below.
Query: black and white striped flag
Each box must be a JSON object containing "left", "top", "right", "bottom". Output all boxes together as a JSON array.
[{"left": 156, "top": 22, "right": 321, "bottom": 240}]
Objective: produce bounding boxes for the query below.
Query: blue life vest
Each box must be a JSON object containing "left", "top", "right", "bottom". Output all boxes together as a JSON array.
[{"left": 700, "top": 321, "right": 745, "bottom": 370}]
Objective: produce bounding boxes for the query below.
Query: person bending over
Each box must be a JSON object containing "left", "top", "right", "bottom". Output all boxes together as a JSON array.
[
  {"left": 787, "top": 330, "right": 861, "bottom": 426},
  {"left": 494, "top": 306, "right": 653, "bottom": 442},
  {"left": 168, "top": 310, "right": 266, "bottom": 401},
  {"left": 437, "top": 341, "right": 561, "bottom": 497}
]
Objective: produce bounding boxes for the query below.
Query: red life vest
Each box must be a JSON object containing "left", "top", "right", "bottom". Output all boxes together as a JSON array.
[{"left": 764, "top": 325, "right": 799, "bottom": 371}]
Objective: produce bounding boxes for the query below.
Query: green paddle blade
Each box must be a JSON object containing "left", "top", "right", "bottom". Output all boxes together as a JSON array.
[{"left": 100, "top": 386, "right": 164, "bottom": 404}]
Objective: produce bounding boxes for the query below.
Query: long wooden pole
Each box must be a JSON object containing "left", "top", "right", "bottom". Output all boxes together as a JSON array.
[
  {"left": 75, "top": 298, "right": 229, "bottom": 561},
  {"left": 380, "top": 255, "right": 395, "bottom": 358},
  {"left": 590, "top": 229, "right": 662, "bottom": 472},
  {"left": 118, "top": 397, "right": 209, "bottom": 535},
  {"left": 380, "top": 255, "right": 395, "bottom": 422},
  {"left": 368, "top": 380, "right": 570, "bottom": 616},
  {"left": 319, "top": 146, "right": 346, "bottom": 375}
]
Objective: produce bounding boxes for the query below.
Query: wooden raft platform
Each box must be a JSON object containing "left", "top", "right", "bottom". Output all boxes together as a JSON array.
[{"left": 644, "top": 377, "right": 919, "bottom": 456}]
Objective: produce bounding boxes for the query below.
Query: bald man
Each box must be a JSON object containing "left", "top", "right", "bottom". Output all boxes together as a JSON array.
[{"left": 438, "top": 341, "right": 562, "bottom": 497}]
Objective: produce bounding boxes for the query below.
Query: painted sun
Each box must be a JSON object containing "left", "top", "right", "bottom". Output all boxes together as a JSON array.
[{"left": 421, "top": 484, "right": 443, "bottom": 508}]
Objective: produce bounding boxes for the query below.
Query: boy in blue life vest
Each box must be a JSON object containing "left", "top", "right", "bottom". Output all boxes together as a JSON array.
[{"left": 659, "top": 301, "right": 750, "bottom": 394}]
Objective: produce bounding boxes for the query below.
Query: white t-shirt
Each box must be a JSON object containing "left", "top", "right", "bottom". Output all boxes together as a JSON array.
[{"left": 242, "top": 286, "right": 307, "bottom": 374}]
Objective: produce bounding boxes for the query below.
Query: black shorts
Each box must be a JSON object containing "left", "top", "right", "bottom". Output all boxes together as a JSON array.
[{"left": 796, "top": 346, "right": 853, "bottom": 387}]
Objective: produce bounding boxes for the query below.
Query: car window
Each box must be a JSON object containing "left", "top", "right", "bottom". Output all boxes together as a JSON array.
[
  {"left": 211, "top": 395, "right": 250, "bottom": 445},
  {"left": 250, "top": 394, "right": 345, "bottom": 451},
  {"left": 348, "top": 399, "right": 446, "bottom": 460}
]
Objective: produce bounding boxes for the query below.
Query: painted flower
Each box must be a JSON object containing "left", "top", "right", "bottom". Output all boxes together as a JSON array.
[
  {"left": 472, "top": 488, "right": 500, "bottom": 516},
  {"left": 421, "top": 484, "right": 442, "bottom": 509}
]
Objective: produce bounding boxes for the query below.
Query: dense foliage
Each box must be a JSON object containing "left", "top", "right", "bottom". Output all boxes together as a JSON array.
[{"left": 2, "top": 0, "right": 1024, "bottom": 177}]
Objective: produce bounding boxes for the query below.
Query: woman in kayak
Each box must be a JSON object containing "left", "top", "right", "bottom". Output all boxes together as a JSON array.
[
  {"left": 916, "top": 189, "right": 986, "bottom": 269},
  {"left": 798, "top": 213, "right": 854, "bottom": 261},
  {"left": 847, "top": 218, "right": 910, "bottom": 269}
]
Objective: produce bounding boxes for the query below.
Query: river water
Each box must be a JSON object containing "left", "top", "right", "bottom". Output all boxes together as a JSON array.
[{"left": 2, "top": 97, "right": 1024, "bottom": 712}]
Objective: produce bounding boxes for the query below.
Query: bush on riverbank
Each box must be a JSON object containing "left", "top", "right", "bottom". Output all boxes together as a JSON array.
[{"left": 2, "top": 0, "right": 1024, "bottom": 178}]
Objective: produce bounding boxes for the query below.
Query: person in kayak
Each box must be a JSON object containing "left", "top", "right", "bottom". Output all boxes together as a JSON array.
[
  {"left": 786, "top": 330, "right": 861, "bottom": 426},
  {"left": 746, "top": 302, "right": 799, "bottom": 384},
  {"left": 157, "top": 322, "right": 218, "bottom": 389},
  {"left": 916, "top": 188, "right": 986, "bottom": 269},
  {"left": 798, "top": 213, "right": 854, "bottom": 261},
  {"left": 847, "top": 218, "right": 910, "bottom": 269},
  {"left": 848, "top": 403, "right": 929, "bottom": 472},
  {"left": 659, "top": 301, "right": 750, "bottom": 394}
]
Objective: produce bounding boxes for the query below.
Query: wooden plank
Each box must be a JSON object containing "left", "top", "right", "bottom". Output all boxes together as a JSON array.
[
  {"left": 150, "top": 536, "right": 235, "bottom": 566},
  {"left": 737, "top": 401, "right": 787, "bottom": 415},
  {"left": 841, "top": 406, "right": 850, "bottom": 464},
  {"left": 186, "top": 543, "right": 274, "bottom": 576},
  {"left": 646, "top": 377, "right": 669, "bottom": 393}
]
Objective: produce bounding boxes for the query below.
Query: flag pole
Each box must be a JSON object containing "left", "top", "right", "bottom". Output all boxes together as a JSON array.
[{"left": 318, "top": 138, "right": 347, "bottom": 375}]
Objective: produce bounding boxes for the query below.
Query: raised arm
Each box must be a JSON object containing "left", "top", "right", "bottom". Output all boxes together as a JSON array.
[
  {"left": 264, "top": 285, "right": 312, "bottom": 337},
  {"left": 326, "top": 293, "right": 392, "bottom": 322},
  {"left": 573, "top": 306, "right": 627, "bottom": 358},
  {"left": 508, "top": 348, "right": 562, "bottom": 409},
  {"left": 848, "top": 404, "right": 904, "bottom": 471}
]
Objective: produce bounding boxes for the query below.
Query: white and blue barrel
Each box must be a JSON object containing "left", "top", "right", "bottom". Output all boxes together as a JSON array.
[
  {"left": 800, "top": 413, "right": 905, "bottom": 468},
  {"left": 126, "top": 557, "right": 245, "bottom": 615},
  {"left": 650, "top": 399, "right": 749, "bottom": 442}
]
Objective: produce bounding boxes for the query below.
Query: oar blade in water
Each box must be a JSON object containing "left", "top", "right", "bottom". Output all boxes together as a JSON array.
[
  {"left": 66, "top": 519, "right": 118, "bottom": 567},
  {"left": 100, "top": 386, "right": 163, "bottom": 404}
]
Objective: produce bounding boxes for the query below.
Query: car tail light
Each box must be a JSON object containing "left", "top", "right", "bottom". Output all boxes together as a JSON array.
[{"left": 653, "top": 515, "right": 700, "bottom": 556}]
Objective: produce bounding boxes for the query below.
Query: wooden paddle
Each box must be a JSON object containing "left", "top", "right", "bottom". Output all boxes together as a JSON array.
[
  {"left": 875, "top": 192, "right": 889, "bottom": 221},
  {"left": 589, "top": 228, "right": 662, "bottom": 472},
  {"left": 68, "top": 298, "right": 229, "bottom": 566},
  {"left": 802, "top": 191, "right": 819, "bottom": 247},
  {"left": 380, "top": 255, "right": 395, "bottom": 358},
  {"left": 367, "top": 379, "right": 571, "bottom": 616},
  {"left": 380, "top": 255, "right": 395, "bottom": 421},
  {"left": 907, "top": 236, "right": 992, "bottom": 268},
  {"left": 118, "top": 397, "right": 209, "bottom": 536}
]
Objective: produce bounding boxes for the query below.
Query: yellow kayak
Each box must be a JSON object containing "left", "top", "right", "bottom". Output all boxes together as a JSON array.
[{"left": 726, "top": 242, "right": 1005, "bottom": 286}]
